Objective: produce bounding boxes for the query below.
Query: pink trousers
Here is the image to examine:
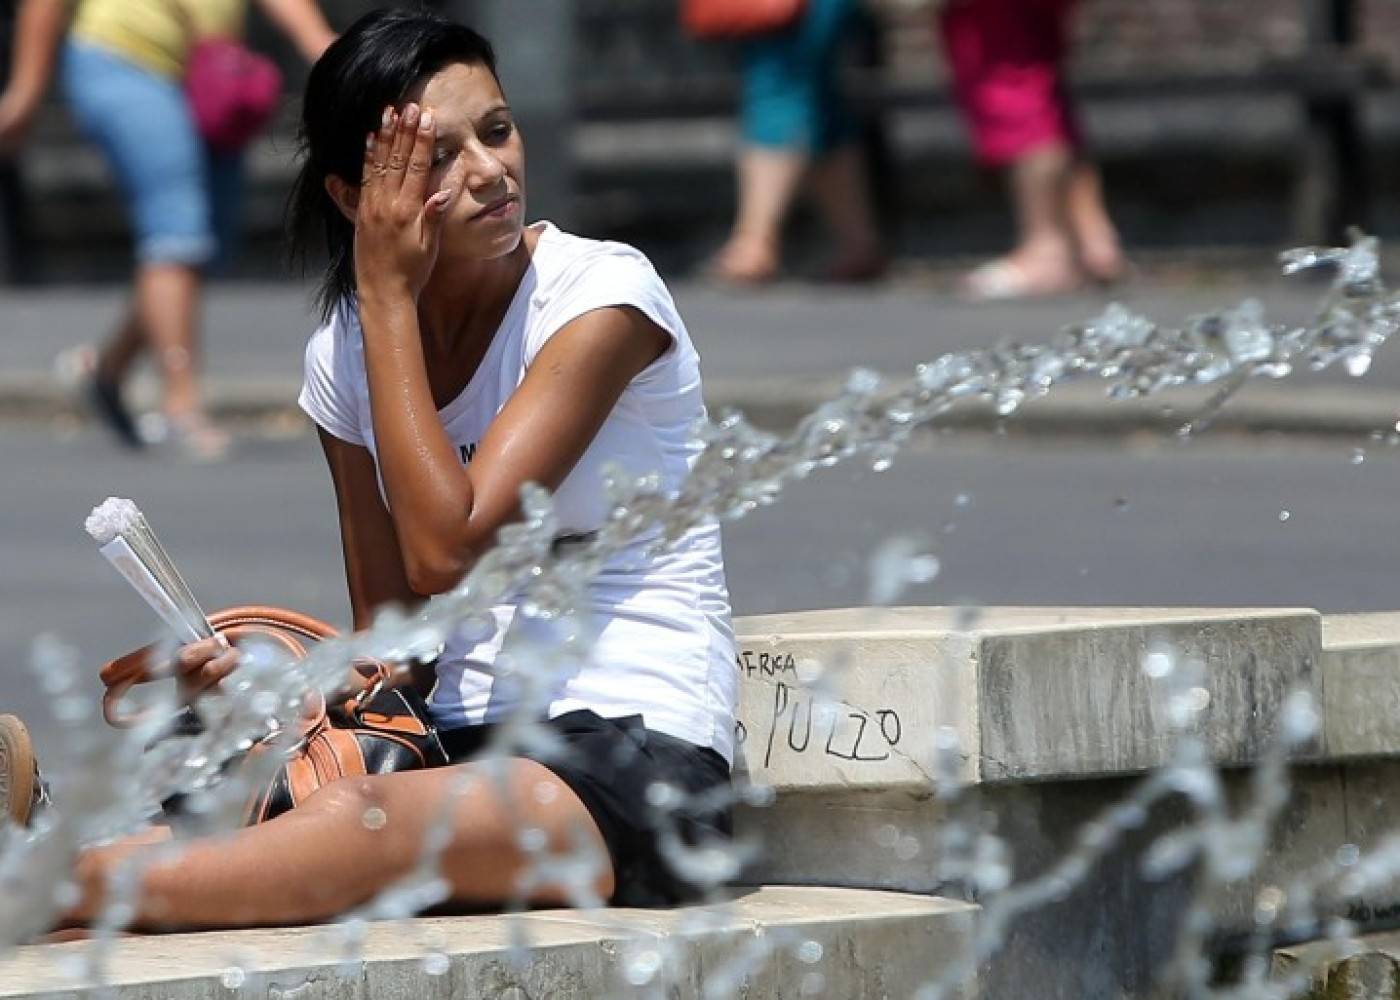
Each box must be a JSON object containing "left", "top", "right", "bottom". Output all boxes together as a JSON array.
[{"left": 939, "top": 0, "right": 1082, "bottom": 167}]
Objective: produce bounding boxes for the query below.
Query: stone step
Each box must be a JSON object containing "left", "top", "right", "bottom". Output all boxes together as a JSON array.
[
  {"left": 727, "top": 606, "right": 1400, "bottom": 998},
  {"left": 0, "top": 886, "right": 978, "bottom": 999}
]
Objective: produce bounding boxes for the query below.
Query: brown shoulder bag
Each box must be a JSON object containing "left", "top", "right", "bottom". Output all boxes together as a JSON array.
[{"left": 99, "top": 605, "right": 449, "bottom": 825}]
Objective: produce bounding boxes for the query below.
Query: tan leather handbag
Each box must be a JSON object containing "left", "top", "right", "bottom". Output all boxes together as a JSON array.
[
  {"left": 99, "top": 606, "right": 448, "bottom": 824},
  {"left": 681, "top": 0, "right": 806, "bottom": 38}
]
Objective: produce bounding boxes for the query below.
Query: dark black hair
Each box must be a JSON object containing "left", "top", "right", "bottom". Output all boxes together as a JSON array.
[{"left": 287, "top": 8, "right": 499, "bottom": 320}]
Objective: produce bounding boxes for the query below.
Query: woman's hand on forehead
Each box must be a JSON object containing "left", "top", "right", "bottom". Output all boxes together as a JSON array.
[{"left": 354, "top": 103, "right": 469, "bottom": 301}]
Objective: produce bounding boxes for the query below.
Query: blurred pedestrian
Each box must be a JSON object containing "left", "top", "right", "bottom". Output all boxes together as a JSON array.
[
  {"left": 938, "top": 0, "right": 1126, "bottom": 300},
  {"left": 705, "top": 0, "right": 887, "bottom": 285},
  {"left": 0, "top": 0, "right": 336, "bottom": 459}
]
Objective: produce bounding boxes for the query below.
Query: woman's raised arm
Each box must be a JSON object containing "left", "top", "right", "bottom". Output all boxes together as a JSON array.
[
  {"left": 351, "top": 104, "right": 666, "bottom": 594},
  {"left": 0, "top": 0, "right": 71, "bottom": 153},
  {"left": 250, "top": 0, "right": 336, "bottom": 64}
]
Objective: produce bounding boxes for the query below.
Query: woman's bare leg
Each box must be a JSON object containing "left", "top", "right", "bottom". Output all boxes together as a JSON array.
[
  {"left": 962, "top": 142, "right": 1082, "bottom": 299},
  {"left": 1064, "top": 158, "right": 1126, "bottom": 283},
  {"left": 93, "top": 304, "right": 144, "bottom": 386},
  {"left": 710, "top": 146, "right": 808, "bottom": 283},
  {"left": 806, "top": 143, "right": 886, "bottom": 281},
  {"left": 1004, "top": 143, "right": 1078, "bottom": 285},
  {"left": 131, "top": 262, "right": 203, "bottom": 421},
  {"left": 66, "top": 759, "right": 613, "bottom": 930}
]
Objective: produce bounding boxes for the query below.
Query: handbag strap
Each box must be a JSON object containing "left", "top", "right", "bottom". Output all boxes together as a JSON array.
[{"left": 100, "top": 605, "right": 340, "bottom": 727}]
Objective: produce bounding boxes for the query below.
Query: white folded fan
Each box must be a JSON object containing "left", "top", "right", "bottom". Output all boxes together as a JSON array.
[{"left": 85, "top": 497, "right": 215, "bottom": 645}]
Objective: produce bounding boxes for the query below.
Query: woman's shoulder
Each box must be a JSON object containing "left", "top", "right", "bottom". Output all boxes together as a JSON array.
[
  {"left": 302, "top": 299, "right": 362, "bottom": 374},
  {"left": 533, "top": 222, "right": 663, "bottom": 290}
]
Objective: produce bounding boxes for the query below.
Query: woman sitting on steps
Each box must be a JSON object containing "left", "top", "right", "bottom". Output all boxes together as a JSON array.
[{"left": 0, "top": 7, "right": 738, "bottom": 929}]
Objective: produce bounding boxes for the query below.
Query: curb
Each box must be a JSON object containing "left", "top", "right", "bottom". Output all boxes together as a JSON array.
[{"left": 4, "top": 372, "right": 1397, "bottom": 439}]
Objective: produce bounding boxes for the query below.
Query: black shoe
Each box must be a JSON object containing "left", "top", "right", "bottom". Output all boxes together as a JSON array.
[
  {"left": 0, "top": 714, "right": 47, "bottom": 826},
  {"left": 87, "top": 376, "right": 145, "bottom": 449}
]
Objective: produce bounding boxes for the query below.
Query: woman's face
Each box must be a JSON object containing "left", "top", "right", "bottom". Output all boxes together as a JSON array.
[{"left": 408, "top": 61, "right": 526, "bottom": 261}]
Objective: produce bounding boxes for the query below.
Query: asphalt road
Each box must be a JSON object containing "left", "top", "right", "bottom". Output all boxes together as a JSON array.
[
  {"left": 4, "top": 423, "right": 1397, "bottom": 760},
  {"left": 3, "top": 274, "right": 1375, "bottom": 388}
]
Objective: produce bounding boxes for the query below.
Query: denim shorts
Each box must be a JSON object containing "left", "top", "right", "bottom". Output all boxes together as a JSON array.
[
  {"left": 61, "top": 41, "right": 244, "bottom": 269},
  {"left": 740, "top": 0, "right": 859, "bottom": 154},
  {"left": 440, "top": 710, "right": 734, "bottom": 907}
]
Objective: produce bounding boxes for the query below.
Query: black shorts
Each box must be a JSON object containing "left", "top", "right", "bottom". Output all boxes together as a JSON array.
[{"left": 439, "top": 709, "right": 733, "bottom": 907}]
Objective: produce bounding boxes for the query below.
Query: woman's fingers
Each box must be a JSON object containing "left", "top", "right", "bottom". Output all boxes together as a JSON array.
[
  {"left": 363, "top": 106, "right": 396, "bottom": 188},
  {"left": 174, "top": 636, "right": 226, "bottom": 678},
  {"left": 382, "top": 102, "right": 420, "bottom": 195},
  {"left": 174, "top": 638, "right": 241, "bottom": 697},
  {"left": 194, "top": 650, "right": 242, "bottom": 692},
  {"left": 402, "top": 106, "right": 435, "bottom": 205}
]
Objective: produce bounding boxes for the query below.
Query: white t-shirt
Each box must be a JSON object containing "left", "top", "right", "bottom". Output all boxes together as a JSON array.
[{"left": 299, "top": 223, "right": 737, "bottom": 762}]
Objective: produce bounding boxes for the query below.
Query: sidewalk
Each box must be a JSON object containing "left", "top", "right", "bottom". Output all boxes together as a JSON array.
[{"left": 3, "top": 269, "right": 1396, "bottom": 438}]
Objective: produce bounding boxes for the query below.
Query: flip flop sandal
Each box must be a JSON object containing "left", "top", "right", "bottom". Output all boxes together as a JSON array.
[
  {"left": 0, "top": 714, "right": 38, "bottom": 826},
  {"left": 960, "top": 259, "right": 1083, "bottom": 302}
]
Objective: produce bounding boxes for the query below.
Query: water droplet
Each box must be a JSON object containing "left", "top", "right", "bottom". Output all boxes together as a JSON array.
[
  {"left": 361, "top": 807, "right": 387, "bottom": 831},
  {"left": 517, "top": 826, "right": 547, "bottom": 852},
  {"left": 1143, "top": 646, "right": 1175, "bottom": 679},
  {"left": 221, "top": 966, "right": 246, "bottom": 989},
  {"left": 1280, "top": 690, "right": 1319, "bottom": 744},
  {"left": 56, "top": 954, "right": 86, "bottom": 982},
  {"left": 797, "top": 940, "right": 824, "bottom": 964},
  {"left": 1352, "top": 448, "right": 1367, "bottom": 465},
  {"left": 646, "top": 781, "right": 682, "bottom": 810},
  {"left": 1254, "top": 885, "right": 1286, "bottom": 925},
  {"left": 52, "top": 880, "right": 81, "bottom": 910},
  {"left": 875, "top": 824, "right": 900, "bottom": 848},
  {"left": 743, "top": 783, "right": 776, "bottom": 807},
  {"left": 625, "top": 949, "right": 663, "bottom": 985},
  {"left": 954, "top": 493, "right": 972, "bottom": 508},
  {"left": 421, "top": 951, "right": 450, "bottom": 976},
  {"left": 532, "top": 781, "right": 559, "bottom": 805},
  {"left": 1278, "top": 510, "right": 1291, "bottom": 522},
  {"left": 1336, "top": 843, "right": 1361, "bottom": 867},
  {"left": 896, "top": 836, "right": 922, "bottom": 860}
]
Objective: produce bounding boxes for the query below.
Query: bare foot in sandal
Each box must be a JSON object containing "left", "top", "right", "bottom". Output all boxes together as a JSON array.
[
  {"left": 706, "top": 233, "right": 780, "bottom": 286},
  {"left": 959, "top": 253, "right": 1083, "bottom": 302}
]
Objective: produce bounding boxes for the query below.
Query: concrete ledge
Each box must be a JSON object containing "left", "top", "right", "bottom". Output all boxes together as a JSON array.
[
  {"left": 0, "top": 886, "right": 977, "bottom": 999},
  {"left": 1321, "top": 612, "right": 1400, "bottom": 760},
  {"left": 733, "top": 606, "right": 1324, "bottom": 791},
  {"left": 727, "top": 605, "right": 1400, "bottom": 997}
]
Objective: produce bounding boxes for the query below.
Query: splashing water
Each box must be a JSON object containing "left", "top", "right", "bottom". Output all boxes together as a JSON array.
[{"left": 7, "top": 235, "right": 1400, "bottom": 995}]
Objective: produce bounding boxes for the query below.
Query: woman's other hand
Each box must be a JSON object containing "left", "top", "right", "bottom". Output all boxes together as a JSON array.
[
  {"left": 174, "top": 635, "right": 241, "bottom": 701},
  {"left": 354, "top": 103, "right": 465, "bottom": 304}
]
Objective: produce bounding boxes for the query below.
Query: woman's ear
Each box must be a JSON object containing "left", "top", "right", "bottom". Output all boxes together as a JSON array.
[{"left": 324, "top": 175, "right": 360, "bottom": 223}]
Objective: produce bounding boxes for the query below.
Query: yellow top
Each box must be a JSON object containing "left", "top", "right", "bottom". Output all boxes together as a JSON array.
[{"left": 71, "top": 0, "right": 247, "bottom": 80}]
